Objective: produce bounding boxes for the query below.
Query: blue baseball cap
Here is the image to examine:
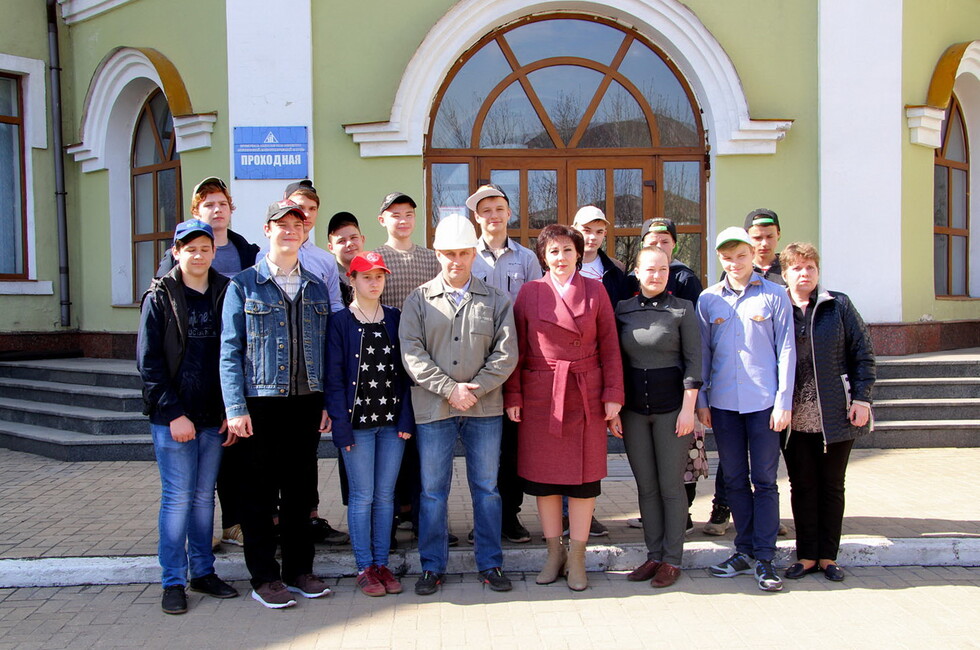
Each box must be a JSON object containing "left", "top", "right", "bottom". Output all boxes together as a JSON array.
[{"left": 173, "top": 219, "right": 214, "bottom": 245}]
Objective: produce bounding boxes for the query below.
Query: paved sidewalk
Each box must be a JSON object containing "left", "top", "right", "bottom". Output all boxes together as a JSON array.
[{"left": 1, "top": 567, "right": 978, "bottom": 649}]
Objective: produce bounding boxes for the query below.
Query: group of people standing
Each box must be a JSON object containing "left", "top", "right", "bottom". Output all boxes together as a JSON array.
[{"left": 137, "top": 175, "right": 876, "bottom": 615}]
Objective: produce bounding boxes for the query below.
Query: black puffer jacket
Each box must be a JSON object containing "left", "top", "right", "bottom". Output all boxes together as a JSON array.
[{"left": 802, "top": 288, "right": 876, "bottom": 445}]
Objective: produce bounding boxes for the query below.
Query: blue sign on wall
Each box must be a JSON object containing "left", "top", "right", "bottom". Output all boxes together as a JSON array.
[{"left": 233, "top": 126, "right": 308, "bottom": 180}]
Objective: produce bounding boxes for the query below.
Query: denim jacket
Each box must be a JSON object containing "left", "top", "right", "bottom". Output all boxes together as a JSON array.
[{"left": 220, "top": 257, "right": 331, "bottom": 418}]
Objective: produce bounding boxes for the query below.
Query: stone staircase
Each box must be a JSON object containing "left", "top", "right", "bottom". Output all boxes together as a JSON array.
[{"left": 0, "top": 351, "right": 976, "bottom": 460}]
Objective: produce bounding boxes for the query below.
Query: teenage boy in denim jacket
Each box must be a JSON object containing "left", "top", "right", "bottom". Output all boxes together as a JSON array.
[
  {"left": 138, "top": 219, "right": 239, "bottom": 615},
  {"left": 220, "top": 200, "right": 333, "bottom": 609}
]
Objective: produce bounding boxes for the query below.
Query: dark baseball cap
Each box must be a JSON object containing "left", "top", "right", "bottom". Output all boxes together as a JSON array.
[
  {"left": 191, "top": 176, "right": 228, "bottom": 196},
  {"left": 327, "top": 211, "right": 360, "bottom": 235},
  {"left": 379, "top": 192, "right": 416, "bottom": 213},
  {"left": 640, "top": 218, "right": 677, "bottom": 243},
  {"left": 744, "top": 208, "right": 780, "bottom": 230},
  {"left": 173, "top": 219, "right": 214, "bottom": 245},
  {"left": 283, "top": 179, "right": 316, "bottom": 199},
  {"left": 266, "top": 199, "right": 307, "bottom": 223}
]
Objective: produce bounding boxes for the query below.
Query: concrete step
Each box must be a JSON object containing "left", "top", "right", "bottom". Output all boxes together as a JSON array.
[
  {"left": 0, "top": 359, "right": 141, "bottom": 390},
  {"left": 0, "top": 421, "right": 154, "bottom": 461},
  {"left": 0, "top": 377, "right": 144, "bottom": 412},
  {"left": 855, "top": 420, "right": 980, "bottom": 448},
  {"left": 874, "top": 398, "right": 980, "bottom": 421},
  {"left": 0, "top": 396, "right": 146, "bottom": 436},
  {"left": 875, "top": 377, "right": 980, "bottom": 400},
  {"left": 876, "top": 358, "right": 980, "bottom": 379}
]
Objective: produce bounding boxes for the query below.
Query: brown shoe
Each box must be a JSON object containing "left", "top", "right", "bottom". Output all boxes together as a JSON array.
[
  {"left": 373, "top": 565, "right": 404, "bottom": 594},
  {"left": 627, "top": 560, "right": 662, "bottom": 582},
  {"left": 286, "top": 573, "right": 332, "bottom": 598},
  {"left": 251, "top": 581, "right": 297, "bottom": 609},
  {"left": 355, "top": 568, "right": 386, "bottom": 597},
  {"left": 650, "top": 563, "right": 681, "bottom": 588}
]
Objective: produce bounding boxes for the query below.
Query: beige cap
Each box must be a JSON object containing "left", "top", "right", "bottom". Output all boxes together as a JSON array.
[
  {"left": 572, "top": 205, "right": 608, "bottom": 227},
  {"left": 465, "top": 185, "right": 507, "bottom": 213},
  {"left": 432, "top": 214, "right": 478, "bottom": 250}
]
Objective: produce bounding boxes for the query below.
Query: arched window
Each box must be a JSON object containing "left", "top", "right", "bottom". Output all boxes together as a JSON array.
[
  {"left": 425, "top": 14, "right": 707, "bottom": 278},
  {"left": 934, "top": 94, "right": 970, "bottom": 296},
  {"left": 131, "top": 89, "right": 181, "bottom": 297}
]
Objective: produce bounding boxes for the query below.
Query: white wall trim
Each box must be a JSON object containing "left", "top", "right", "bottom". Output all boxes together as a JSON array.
[
  {"left": 57, "top": 0, "right": 136, "bottom": 25},
  {"left": 67, "top": 48, "right": 213, "bottom": 173},
  {"left": 343, "top": 0, "right": 792, "bottom": 158},
  {"left": 0, "top": 281, "right": 54, "bottom": 295},
  {"left": 818, "top": 0, "right": 903, "bottom": 322},
  {"left": 906, "top": 106, "right": 946, "bottom": 147}
]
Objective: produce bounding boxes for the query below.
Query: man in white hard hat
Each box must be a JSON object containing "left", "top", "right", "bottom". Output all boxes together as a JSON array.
[{"left": 399, "top": 214, "right": 518, "bottom": 597}]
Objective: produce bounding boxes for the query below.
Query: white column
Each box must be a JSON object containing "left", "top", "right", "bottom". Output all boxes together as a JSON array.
[
  {"left": 226, "top": 0, "right": 314, "bottom": 245},
  {"left": 818, "top": 0, "right": 903, "bottom": 322}
]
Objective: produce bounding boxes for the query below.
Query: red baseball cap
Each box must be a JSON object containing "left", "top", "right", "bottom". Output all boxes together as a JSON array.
[{"left": 347, "top": 251, "right": 391, "bottom": 276}]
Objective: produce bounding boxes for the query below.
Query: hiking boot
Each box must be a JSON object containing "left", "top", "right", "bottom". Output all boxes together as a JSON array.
[
  {"left": 702, "top": 504, "right": 731, "bottom": 536},
  {"left": 374, "top": 565, "right": 403, "bottom": 594},
  {"left": 251, "top": 581, "right": 297, "bottom": 609},
  {"left": 189, "top": 573, "right": 239, "bottom": 599},
  {"left": 414, "top": 571, "right": 443, "bottom": 596},
  {"left": 756, "top": 560, "right": 784, "bottom": 592},
  {"left": 161, "top": 585, "right": 187, "bottom": 615},
  {"left": 502, "top": 517, "right": 531, "bottom": 543},
  {"left": 286, "top": 573, "right": 332, "bottom": 598},
  {"left": 355, "top": 568, "right": 386, "bottom": 597},
  {"left": 708, "top": 552, "right": 755, "bottom": 578},
  {"left": 479, "top": 567, "right": 513, "bottom": 592},
  {"left": 310, "top": 517, "right": 349, "bottom": 545},
  {"left": 221, "top": 524, "right": 244, "bottom": 546}
]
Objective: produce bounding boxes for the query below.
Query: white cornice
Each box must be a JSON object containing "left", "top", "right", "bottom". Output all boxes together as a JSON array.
[{"left": 58, "top": 0, "right": 136, "bottom": 25}]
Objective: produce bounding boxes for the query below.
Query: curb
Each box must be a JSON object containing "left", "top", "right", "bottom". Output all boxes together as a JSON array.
[{"left": 1, "top": 538, "right": 978, "bottom": 588}]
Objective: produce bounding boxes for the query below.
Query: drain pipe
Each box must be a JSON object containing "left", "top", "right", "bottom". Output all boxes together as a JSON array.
[{"left": 47, "top": 0, "right": 71, "bottom": 327}]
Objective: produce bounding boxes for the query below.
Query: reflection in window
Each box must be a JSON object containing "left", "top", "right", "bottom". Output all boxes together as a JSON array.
[
  {"left": 0, "top": 73, "right": 26, "bottom": 278},
  {"left": 528, "top": 170, "right": 558, "bottom": 229},
  {"left": 526, "top": 66, "right": 604, "bottom": 145},
  {"left": 505, "top": 19, "right": 624, "bottom": 67},
  {"left": 430, "top": 163, "right": 470, "bottom": 227},
  {"left": 432, "top": 41, "right": 511, "bottom": 148},
  {"left": 481, "top": 81, "right": 552, "bottom": 149},
  {"left": 663, "top": 161, "right": 702, "bottom": 225},
  {"left": 581, "top": 81, "right": 650, "bottom": 148},
  {"left": 617, "top": 41, "right": 699, "bottom": 146},
  {"left": 933, "top": 95, "right": 970, "bottom": 296}
]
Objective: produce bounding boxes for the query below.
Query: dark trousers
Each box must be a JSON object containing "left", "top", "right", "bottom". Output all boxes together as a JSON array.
[
  {"left": 711, "top": 407, "right": 781, "bottom": 561},
  {"left": 498, "top": 416, "right": 524, "bottom": 520},
  {"left": 238, "top": 393, "right": 322, "bottom": 588},
  {"left": 783, "top": 432, "right": 855, "bottom": 561},
  {"left": 216, "top": 442, "right": 245, "bottom": 528}
]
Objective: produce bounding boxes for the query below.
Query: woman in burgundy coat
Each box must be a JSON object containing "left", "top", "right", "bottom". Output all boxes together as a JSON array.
[{"left": 504, "top": 224, "right": 625, "bottom": 591}]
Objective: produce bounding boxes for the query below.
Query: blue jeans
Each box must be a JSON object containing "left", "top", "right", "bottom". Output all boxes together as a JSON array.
[
  {"left": 151, "top": 424, "right": 223, "bottom": 587},
  {"left": 340, "top": 426, "right": 406, "bottom": 570},
  {"left": 710, "top": 408, "right": 781, "bottom": 561},
  {"left": 416, "top": 416, "right": 503, "bottom": 573}
]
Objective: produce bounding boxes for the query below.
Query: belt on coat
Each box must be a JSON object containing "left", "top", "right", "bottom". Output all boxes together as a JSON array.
[{"left": 524, "top": 354, "right": 601, "bottom": 439}]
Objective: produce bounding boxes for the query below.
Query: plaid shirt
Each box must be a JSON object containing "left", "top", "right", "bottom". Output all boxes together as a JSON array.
[
  {"left": 374, "top": 243, "right": 440, "bottom": 309},
  {"left": 266, "top": 256, "right": 302, "bottom": 301}
]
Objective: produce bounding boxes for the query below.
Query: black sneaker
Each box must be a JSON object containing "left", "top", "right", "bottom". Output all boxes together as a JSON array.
[
  {"left": 189, "top": 573, "right": 239, "bottom": 599},
  {"left": 702, "top": 504, "right": 731, "bottom": 536},
  {"left": 502, "top": 517, "right": 532, "bottom": 543},
  {"left": 480, "top": 567, "right": 513, "bottom": 592},
  {"left": 448, "top": 532, "right": 459, "bottom": 547},
  {"left": 755, "top": 559, "right": 784, "bottom": 592},
  {"left": 310, "top": 517, "right": 350, "bottom": 545},
  {"left": 685, "top": 514, "right": 695, "bottom": 536},
  {"left": 466, "top": 529, "right": 474, "bottom": 545},
  {"left": 161, "top": 585, "right": 187, "bottom": 615},
  {"left": 414, "top": 571, "right": 443, "bottom": 596},
  {"left": 589, "top": 516, "right": 609, "bottom": 537}
]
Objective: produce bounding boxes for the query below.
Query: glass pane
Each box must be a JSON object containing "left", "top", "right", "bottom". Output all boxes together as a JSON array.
[
  {"left": 133, "top": 173, "right": 154, "bottom": 235},
  {"left": 0, "top": 122, "right": 23, "bottom": 274},
  {"left": 150, "top": 92, "right": 174, "bottom": 160},
  {"left": 616, "top": 235, "right": 641, "bottom": 270},
  {"left": 675, "top": 232, "right": 703, "bottom": 279},
  {"left": 489, "top": 169, "right": 521, "bottom": 228},
  {"left": 135, "top": 240, "right": 156, "bottom": 297},
  {"left": 430, "top": 163, "right": 469, "bottom": 227},
  {"left": 579, "top": 81, "right": 650, "bottom": 148},
  {"left": 664, "top": 161, "right": 702, "bottom": 225},
  {"left": 0, "top": 76, "right": 18, "bottom": 117},
  {"left": 934, "top": 166, "right": 948, "bottom": 227},
  {"left": 951, "top": 168, "right": 967, "bottom": 229},
  {"left": 951, "top": 236, "right": 967, "bottom": 295},
  {"left": 528, "top": 169, "right": 558, "bottom": 229},
  {"left": 432, "top": 41, "right": 511, "bottom": 148},
  {"left": 617, "top": 40, "right": 699, "bottom": 146},
  {"left": 613, "top": 168, "right": 642, "bottom": 228},
  {"left": 505, "top": 19, "right": 625, "bottom": 67},
  {"left": 157, "top": 167, "right": 178, "bottom": 233},
  {"left": 133, "top": 111, "right": 160, "bottom": 167},
  {"left": 526, "top": 66, "right": 604, "bottom": 145},
  {"left": 480, "top": 81, "right": 553, "bottom": 149},
  {"left": 934, "top": 234, "right": 948, "bottom": 295},
  {"left": 576, "top": 168, "right": 606, "bottom": 212},
  {"left": 945, "top": 107, "right": 966, "bottom": 163}
]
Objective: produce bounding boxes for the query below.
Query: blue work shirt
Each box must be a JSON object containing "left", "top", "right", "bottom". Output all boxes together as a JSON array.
[
  {"left": 298, "top": 239, "right": 345, "bottom": 313},
  {"left": 696, "top": 274, "right": 796, "bottom": 413},
  {"left": 471, "top": 237, "right": 542, "bottom": 301}
]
